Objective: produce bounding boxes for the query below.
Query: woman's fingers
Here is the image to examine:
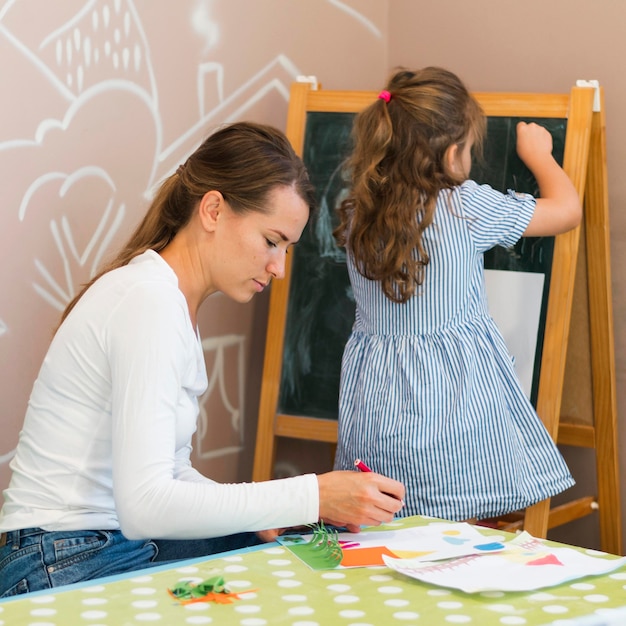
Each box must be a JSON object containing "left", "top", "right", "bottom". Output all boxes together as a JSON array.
[{"left": 317, "top": 470, "right": 405, "bottom": 528}]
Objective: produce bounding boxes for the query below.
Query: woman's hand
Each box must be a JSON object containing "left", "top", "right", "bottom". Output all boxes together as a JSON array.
[
  {"left": 316, "top": 470, "right": 405, "bottom": 531},
  {"left": 255, "top": 528, "right": 285, "bottom": 543}
]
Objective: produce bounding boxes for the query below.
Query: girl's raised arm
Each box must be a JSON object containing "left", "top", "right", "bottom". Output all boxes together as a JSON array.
[{"left": 516, "top": 121, "right": 582, "bottom": 237}]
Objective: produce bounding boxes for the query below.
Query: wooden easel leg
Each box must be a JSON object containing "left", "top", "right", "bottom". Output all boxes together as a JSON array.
[
  {"left": 523, "top": 497, "right": 551, "bottom": 538},
  {"left": 585, "top": 96, "right": 623, "bottom": 555},
  {"left": 252, "top": 411, "right": 277, "bottom": 482}
]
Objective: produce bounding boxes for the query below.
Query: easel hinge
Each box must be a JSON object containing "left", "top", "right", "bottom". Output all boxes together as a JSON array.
[
  {"left": 576, "top": 79, "right": 601, "bottom": 112},
  {"left": 296, "top": 75, "right": 319, "bottom": 90}
]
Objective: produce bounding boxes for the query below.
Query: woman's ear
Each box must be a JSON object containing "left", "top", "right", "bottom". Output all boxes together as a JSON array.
[{"left": 198, "top": 190, "right": 224, "bottom": 232}]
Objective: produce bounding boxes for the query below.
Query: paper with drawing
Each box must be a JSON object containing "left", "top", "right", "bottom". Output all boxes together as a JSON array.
[{"left": 277, "top": 521, "right": 626, "bottom": 593}]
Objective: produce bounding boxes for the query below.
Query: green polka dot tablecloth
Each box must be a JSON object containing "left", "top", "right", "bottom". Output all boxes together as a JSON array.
[{"left": 2, "top": 516, "right": 626, "bottom": 626}]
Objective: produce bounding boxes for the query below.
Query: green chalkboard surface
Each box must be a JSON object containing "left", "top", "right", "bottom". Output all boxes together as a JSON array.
[{"left": 277, "top": 112, "right": 566, "bottom": 419}]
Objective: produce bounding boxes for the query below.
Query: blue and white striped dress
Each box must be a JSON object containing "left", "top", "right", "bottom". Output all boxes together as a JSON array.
[{"left": 334, "top": 179, "right": 575, "bottom": 521}]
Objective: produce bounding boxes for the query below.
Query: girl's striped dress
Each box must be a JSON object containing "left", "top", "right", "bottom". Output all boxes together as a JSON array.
[{"left": 334, "top": 179, "right": 575, "bottom": 521}]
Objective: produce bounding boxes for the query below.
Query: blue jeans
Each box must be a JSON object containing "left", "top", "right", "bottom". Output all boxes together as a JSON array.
[
  {"left": 152, "top": 532, "right": 262, "bottom": 563},
  {"left": 0, "top": 528, "right": 262, "bottom": 598}
]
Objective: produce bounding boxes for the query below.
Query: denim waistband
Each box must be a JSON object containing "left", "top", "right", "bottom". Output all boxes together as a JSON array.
[{"left": 1, "top": 528, "right": 45, "bottom": 546}]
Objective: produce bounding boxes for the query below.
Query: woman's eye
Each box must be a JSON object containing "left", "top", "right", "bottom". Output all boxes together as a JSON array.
[{"left": 265, "top": 238, "right": 277, "bottom": 248}]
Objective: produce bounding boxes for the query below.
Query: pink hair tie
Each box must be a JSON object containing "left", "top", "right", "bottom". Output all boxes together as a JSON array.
[{"left": 378, "top": 90, "right": 392, "bottom": 103}]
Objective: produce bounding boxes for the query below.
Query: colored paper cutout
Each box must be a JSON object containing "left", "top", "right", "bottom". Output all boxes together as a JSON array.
[
  {"left": 278, "top": 522, "right": 507, "bottom": 570},
  {"left": 527, "top": 553, "right": 563, "bottom": 566},
  {"left": 475, "top": 542, "right": 505, "bottom": 552},
  {"left": 340, "top": 546, "right": 398, "bottom": 567},
  {"left": 281, "top": 522, "right": 343, "bottom": 570}
]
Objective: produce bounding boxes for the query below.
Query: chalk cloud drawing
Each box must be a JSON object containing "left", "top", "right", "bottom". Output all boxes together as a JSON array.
[{"left": 0, "top": 0, "right": 384, "bottom": 481}]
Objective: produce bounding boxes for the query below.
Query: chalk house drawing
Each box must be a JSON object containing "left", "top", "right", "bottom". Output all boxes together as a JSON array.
[{"left": 0, "top": 0, "right": 384, "bottom": 478}]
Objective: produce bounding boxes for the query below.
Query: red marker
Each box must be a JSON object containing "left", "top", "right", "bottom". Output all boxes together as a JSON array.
[{"left": 354, "top": 458, "right": 372, "bottom": 473}]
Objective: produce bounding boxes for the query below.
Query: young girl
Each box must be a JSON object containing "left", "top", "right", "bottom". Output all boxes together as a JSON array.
[{"left": 333, "top": 67, "right": 578, "bottom": 521}]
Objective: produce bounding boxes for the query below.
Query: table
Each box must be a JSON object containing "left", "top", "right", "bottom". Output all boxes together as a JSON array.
[{"left": 1, "top": 516, "right": 625, "bottom": 625}]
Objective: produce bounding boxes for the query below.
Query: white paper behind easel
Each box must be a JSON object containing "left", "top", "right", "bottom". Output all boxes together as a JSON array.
[{"left": 485, "top": 269, "right": 544, "bottom": 400}]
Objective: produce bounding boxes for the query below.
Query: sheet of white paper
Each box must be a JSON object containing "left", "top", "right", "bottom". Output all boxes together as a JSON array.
[
  {"left": 485, "top": 269, "right": 544, "bottom": 399},
  {"left": 384, "top": 531, "right": 626, "bottom": 593}
]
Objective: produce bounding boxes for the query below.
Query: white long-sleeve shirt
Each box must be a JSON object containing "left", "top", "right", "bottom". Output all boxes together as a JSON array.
[{"left": 0, "top": 250, "right": 318, "bottom": 539}]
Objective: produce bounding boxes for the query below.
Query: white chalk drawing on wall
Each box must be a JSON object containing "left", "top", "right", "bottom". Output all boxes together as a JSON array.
[
  {"left": 0, "top": 0, "right": 307, "bottom": 470},
  {"left": 328, "top": 0, "right": 381, "bottom": 37},
  {"left": 20, "top": 168, "right": 125, "bottom": 310},
  {"left": 0, "top": 0, "right": 383, "bottom": 476},
  {"left": 197, "top": 335, "right": 246, "bottom": 460}
]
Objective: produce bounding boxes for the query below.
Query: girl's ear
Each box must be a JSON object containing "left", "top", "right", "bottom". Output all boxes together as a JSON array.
[
  {"left": 445, "top": 143, "right": 460, "bottom": 173},
  {"left": 198, "top": 190, "right": 224, "bottom": 232}
]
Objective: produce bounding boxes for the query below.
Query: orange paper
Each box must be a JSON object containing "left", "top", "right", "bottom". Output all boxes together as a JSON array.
[{"left": 340, "top": 546, "right": 398, "bottom": 567}]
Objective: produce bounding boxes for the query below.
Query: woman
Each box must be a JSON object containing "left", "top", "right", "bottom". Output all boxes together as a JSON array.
[{"left": 0, "top": 122, "right": 405, "bottom": 597}]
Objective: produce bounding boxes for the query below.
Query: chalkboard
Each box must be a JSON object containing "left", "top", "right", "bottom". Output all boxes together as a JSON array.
[
  {"left": 278, "top": 112, "right": 565, "bottom": 418},
  {"left": 254, "top": 85, "right": 591, "bottom": 451}
]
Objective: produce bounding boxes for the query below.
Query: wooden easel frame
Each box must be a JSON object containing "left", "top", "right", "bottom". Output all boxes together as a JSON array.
[
  {"left": 547, "top": 89, "right": 622, "bottom": 553},
  {"left": 252, "top": 82, "right": 622, "bottom": 554}
]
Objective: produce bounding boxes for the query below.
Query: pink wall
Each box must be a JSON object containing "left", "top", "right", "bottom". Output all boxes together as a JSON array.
[{"left": 0, "top": 0, "right": 388, "bottom": 487}]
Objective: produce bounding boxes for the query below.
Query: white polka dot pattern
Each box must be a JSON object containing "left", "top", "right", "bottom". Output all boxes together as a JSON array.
[{"left": 1, "top": 517, "right": 625, "bottom": 625}]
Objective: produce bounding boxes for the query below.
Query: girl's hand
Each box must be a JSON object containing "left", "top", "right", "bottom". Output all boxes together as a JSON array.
[
  {"left": 317, "top": 470, "right": 405, "bottom": 530},
  {"left": 515, "top": 121, "right": 554, "bottom": 169}
]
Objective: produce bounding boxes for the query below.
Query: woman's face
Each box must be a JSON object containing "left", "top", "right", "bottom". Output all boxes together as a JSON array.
[{"left": 209, "top": 184, "right": 309, "bottom": 303}]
